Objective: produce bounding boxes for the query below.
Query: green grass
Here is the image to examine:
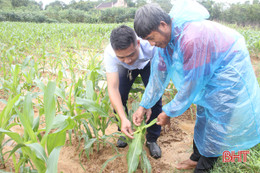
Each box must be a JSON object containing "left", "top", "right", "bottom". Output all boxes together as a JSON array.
[{"left": 210, "top": 144, "right": 260, "bottom": 173}]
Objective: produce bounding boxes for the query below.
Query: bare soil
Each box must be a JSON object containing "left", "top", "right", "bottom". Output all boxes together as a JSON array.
[{"left": 55, "top": 109, "right": 195, "bottom": 173}]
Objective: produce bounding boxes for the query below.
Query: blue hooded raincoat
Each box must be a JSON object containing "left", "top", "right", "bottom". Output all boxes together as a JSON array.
[{"left": 139, "top": 0, "right": 260, "bottom": 157}]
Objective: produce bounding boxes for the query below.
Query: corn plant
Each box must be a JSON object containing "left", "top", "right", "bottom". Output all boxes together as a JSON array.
[
  {"left": 0, "top": 81, "right": 75, "bottom": 173},
  {"left": 86, "top": 51, "right": 105, "bottom": 90},
  {"left": 74, "top": 79, "right": 121, "bottom": 172},
  {"left": 115, "top": 102, "right": 156, "bottom": 173},
  {"left": 55, "top": 68, "right": 118, "bottom": 170},
  {"left": 74, "top": 55, "right": 119, "bottom": 158},
  {"left": 129, "top": 75, "right": 145, "bottom": 102},
  {"left": 2, "top": 65, "right": 22, "bottom": 98},
  {"left": 55, "top": 79, "right": 80, "bottom": 117},
  {"left": 21, "top": 56, "right": 38, "bottom": 91},
  {"left": 127, "top": 119, "right": 157, "bottom": 173},
  {"left": 0, "top": 95, "right": 20, "bottom": 168},
  {"left": 55, "top": 77, "right": 89, "bottom": 145},
  {"left": 76, "top": 80, "right": 118, "bottom": 156}
]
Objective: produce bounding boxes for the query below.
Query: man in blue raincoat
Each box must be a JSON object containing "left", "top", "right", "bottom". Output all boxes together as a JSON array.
[{"left": 132, "top": 1, "right": 260, "bottom": 172}]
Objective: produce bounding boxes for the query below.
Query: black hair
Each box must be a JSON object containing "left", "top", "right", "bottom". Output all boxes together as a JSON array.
[
  {"left": 110, "top": 25, "right": 137, "bottom": 50},
  {"left": 134, "top": 3, "right": 171, "bottom": 39}
]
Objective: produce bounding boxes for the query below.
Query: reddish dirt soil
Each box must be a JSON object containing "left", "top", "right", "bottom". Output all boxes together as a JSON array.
[{"left": 56, "top": 109, "right": 195, "bottom": 173}]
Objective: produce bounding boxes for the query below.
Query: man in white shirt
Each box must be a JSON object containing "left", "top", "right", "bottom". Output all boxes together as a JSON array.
[{"left": 104, "top": 25, "right": 162, "bottom": 158}]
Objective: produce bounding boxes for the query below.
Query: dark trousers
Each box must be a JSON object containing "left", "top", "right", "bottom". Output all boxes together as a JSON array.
[
  {"left": 190, "top": 140, "right": 219, "bottom": 173},
  {"left": 117, "top": 63, "right": 162, "bottom": 142}
]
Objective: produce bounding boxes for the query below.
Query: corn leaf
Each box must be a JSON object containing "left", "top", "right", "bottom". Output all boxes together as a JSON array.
[
  {"left": 74, "top": 113, "right": 92, "bottom": 120},
  {"left": 47, "top": 131, "right": 66, "bottom": 155},
  {"left": 6, "top": 143, "right": 26, "bottom": 162},
  {"left": 0, "top": 133, "right": 4, "bottom": 148},
  {"left": 82, "top": 119, "right": 93, "bottom": 139},
  {"left": 32, "top": 116, "right": 40, "bottom": 132},
  {"left": 11, "top": 64, "right": 21, "bottom": 93},
  {"left": 55, "top": 87, "right": 65, "bottom": 100},
  {"left": 21, "top": 147, "right": 46, "bottom": 173},
  {"left": 50, "top": 115, "right": 69, "bottom": 130},
  {"left": 143, "top": 119, "right": 157, "bottom": 129},
  {"left": 17, "top": 94, "right": 36, "bottom": 142},
  {"left": 26, "top": 143, "right": 48, "bottom": 163},
  {"left": 85, "top": 80, "right": 94, "bottom": 100},
  {"left": 47, "top": 117, "right": 75, "bottom": 154},
  {"left": 23, "top": 94, "right": 34, "bottom": 127},
  {"left": 141, "top": 149, "right": 152, "bottom": 173},
  {"left": 0, "top": 94, "right": 20, "bottom": 129},
  {"left": 46, "top": 146, "right": 62, "bottom": 173},
  {"left": 84, "top": 138, "right": 97, "bottom": 150},
  {"left": 127, "top": 132, "right": 143, "bottom": 173},
  {"left": 76, "top": 98, "right": 108, "bottom": 117},
  {"left": 0, "top": 129, "right": 23, "bottom": 144},
  {"left": 0, "top": 95, "right": 20, "bottom": 145},
  {"left": 127, "top": 117, "right": 156, "bottom": 173},
  {"left": 54, "top": 116, "right": 76, "bottom": 133},
  {"left": 44, "top": 81, "right": 56, "bottom": 134}
]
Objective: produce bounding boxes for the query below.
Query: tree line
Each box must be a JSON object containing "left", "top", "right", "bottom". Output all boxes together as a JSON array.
[
  {"left": 0, "top": 0, "right": 259, "bottom": 26},
  {"left": 199, "top": 0, "right": 260, "bottom": 27}
]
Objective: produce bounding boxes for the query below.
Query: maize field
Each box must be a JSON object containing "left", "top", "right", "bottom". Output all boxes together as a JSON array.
[{"left": 0, "top": 22, "right": 259, "bottom": 173}]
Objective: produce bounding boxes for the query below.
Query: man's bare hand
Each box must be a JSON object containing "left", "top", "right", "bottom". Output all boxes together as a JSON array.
[
  {"left": 133, "top": 106, "right": 146, "bottom": 126},
  {"left": 145, "top": 108, "right": 152, "bottom": 123},
  {"left": 121, "top": 118, "right": 134, "bottom": 139},
  {"left": 156, "top": 112, "right": 170, "bottom": 127}
]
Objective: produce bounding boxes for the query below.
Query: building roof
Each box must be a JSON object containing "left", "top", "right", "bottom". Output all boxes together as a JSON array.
[{"left": 96, "top": 2, "right": 114, "bottom": 9}]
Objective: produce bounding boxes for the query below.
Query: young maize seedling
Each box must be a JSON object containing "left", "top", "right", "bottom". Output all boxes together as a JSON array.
[
  {"left": 127, "top": 118, "right": 157, "bottom": 173},
  {"left": 0, "top": 81, "right": 75, "bottom": 173},
  {"left": 0, "top": 95, "right": 20, "bottom": 168}
]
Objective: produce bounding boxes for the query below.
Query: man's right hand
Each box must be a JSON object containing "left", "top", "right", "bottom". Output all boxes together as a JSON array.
[
  {"left": 133, "top": 106, "right": 149, "bottom": 126},
  {"left": 121, "top": 118, "right": 134, "bottom": 139}
]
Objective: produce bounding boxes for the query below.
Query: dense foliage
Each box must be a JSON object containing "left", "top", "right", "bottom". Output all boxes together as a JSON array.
[
  {"left": 0, "top": 0, "right": 259, "bottom": 25},
  {"left": 199, "top": 0, "right": 260, "bottom": 26}
]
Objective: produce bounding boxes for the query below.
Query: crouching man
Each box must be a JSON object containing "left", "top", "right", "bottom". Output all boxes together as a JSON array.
[{"left": 104, "top": 25, "right": 162, "bottom": 159}]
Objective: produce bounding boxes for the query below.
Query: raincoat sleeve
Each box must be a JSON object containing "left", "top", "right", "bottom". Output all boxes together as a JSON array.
[
  {"left": 139, "top": 48, "right": 171, "bottom": 109},
  {"left": 163, "top": 34, "right": 213, "bottom": 117}
]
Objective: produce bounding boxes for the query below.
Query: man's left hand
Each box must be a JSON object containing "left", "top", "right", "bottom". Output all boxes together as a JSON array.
[{"left": 156, "top": 112, "right": 170, "bottom": 126}]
